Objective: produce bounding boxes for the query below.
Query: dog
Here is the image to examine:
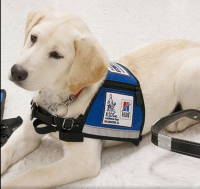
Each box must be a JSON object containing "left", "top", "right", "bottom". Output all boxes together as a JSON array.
[{"left": 1, "top": 7, "right": 200, "bottom": 188}]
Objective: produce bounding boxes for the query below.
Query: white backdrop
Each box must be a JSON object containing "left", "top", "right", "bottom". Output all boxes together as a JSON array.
[{"left": 1, "top": 0, "right": 200, "bottom": 188}]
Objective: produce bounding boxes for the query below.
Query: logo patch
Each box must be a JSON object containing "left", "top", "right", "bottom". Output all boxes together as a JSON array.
[
  {"left": 120, "top": 100, "right": 132, "bottom": 119},
  {"left": 104, "top": 93, "right": 119, "bottom": 125},
  {"left": 102, "top": 92, "right": 134, "bottom": 127},
  {"left": 108, "top": 62, "right": 130, "bottom": 76}
]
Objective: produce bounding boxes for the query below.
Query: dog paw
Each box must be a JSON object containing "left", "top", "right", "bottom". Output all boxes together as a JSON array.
[
  {"left": 166, "top": 117, "right": 198, "bottom": 133},
  {"left": 166, "top": 122, "right": 180, "bottom": 132}
]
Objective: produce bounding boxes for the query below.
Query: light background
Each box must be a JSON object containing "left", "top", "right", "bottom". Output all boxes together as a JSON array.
[{"left": 1, "top": 0, "right": 200, "bottom": 188}]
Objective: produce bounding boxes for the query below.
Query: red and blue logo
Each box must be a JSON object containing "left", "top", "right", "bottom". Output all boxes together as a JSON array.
[{"left": 122, "top": 102, "right": 131, "bottom": 112}]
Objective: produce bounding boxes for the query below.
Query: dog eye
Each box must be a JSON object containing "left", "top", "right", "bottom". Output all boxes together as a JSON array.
[
  {"left": 50, "top": 51, "right": 63, "bottom": 59},
  {"left": 31, "top": 35, "right": 37, "bottom": 43}
]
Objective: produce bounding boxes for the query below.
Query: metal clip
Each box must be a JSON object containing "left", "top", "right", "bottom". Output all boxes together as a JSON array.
[
  {"left": 51, "top": 116, "right": 57, "bottom": 127},
  {"left": 158, "top": 134, "right": 171, "bottom": 151},
  {"left": 62, "top": 118, "right": 74, "bottom": 130},
  {"left": 62, "top": 118, "right": 67, "bottom": 130},
  {"left": 64, "top": 95, "right": 77, "bottom": 107}
]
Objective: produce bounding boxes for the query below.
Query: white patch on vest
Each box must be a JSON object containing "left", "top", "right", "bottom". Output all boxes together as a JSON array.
[
  {"left": 108, "top": 62, "right": 130, "bottom": 76},
  {"left": 102, "top": 92, "right": 133, "bottom": 127}
]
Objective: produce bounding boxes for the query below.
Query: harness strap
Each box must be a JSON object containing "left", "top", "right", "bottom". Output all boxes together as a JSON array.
[
  {"left": 33, "top": 119, "right": 58, "bottom": 134},
  {"left": 151, "top": 109, "right": 200, "bottom": 159},
  {"left": 31, "top": 102, "right": 85, "bottom": 142}
]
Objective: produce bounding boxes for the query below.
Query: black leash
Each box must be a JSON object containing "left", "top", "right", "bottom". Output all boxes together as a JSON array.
[
  {"left": 31, "top": 102, "right": 85, "bottom": 142},
  {"left": 151, "top": 109, "right": 200, "bottom": 159},
  {"left": 1, "top": 116, "right": 23, "bottom": 147},
  {"left": 1, "top": 89, "right": 23, "bottom": 147}
]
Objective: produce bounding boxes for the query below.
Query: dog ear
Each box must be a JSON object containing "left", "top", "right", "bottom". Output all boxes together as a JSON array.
[
  {"left": 24, "top": 7, "right": 54, "bottom": 45},
  {"left": 68, "top": 35, "right": 108, "bottom": 94}
]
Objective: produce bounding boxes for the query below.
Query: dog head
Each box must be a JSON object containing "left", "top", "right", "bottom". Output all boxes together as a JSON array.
[{"left": 9, "top": 7, "right": 108, "bottom": 94}]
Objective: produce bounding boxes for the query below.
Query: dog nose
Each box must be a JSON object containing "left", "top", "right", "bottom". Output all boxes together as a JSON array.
[{"left": 11, "top": 64, "right": 28, "bottom": 81}]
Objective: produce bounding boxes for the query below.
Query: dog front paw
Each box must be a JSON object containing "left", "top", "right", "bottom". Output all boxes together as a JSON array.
[{"left": 166, "top": 122, "right": 180, "bottom": 132}]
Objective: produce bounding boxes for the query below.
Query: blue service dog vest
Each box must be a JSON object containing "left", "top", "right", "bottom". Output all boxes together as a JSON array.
[
  {"left": 31, "top": 62, "right": 145, "bottom": 146},
  {"left": 83, "top": 62, "right": 145, "bottom": 145}
]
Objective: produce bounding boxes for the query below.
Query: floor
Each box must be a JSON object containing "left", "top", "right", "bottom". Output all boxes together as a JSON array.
[{"left": 1, "top": 0, "right": 200, "bottom": 188}]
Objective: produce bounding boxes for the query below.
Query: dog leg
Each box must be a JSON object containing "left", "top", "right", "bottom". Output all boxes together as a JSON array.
[
  {"left": 1, "top": 137, "right": 102, "bottom": 189},
  {"left": 1, "top": 115, "right": 44, "bottom": 175},
  {"left": 166, "top": 58, "right": 200, "bottom": 132}
]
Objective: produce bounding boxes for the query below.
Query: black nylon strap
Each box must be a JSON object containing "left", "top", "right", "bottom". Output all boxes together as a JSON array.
[
  {"left": 32, "top": 108, "right": 52, "bottom": 125},
  {"left": 59, "top": 132, "right": 84, "bottom": 142},
  {"left": 33, "top": 119, "right": 57, "bottom": 134},
  {"left": 31, "top": 102, "right": 85, "bottom": 142},
  {"left": 151, "top": 109, "right": 200, "bottom": 159}
]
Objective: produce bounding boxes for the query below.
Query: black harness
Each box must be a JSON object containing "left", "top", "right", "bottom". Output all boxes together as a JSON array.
[{"left": 31, "top": 102, "right": 85, "bottom": 142}]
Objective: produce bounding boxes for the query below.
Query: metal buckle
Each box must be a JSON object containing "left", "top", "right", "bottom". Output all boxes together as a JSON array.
[
  {"left": 62, "top": 118, "right": 74, "bottom": 130},
  {"left": 51, "top": 116, "right": 57, "bottom": 127}
]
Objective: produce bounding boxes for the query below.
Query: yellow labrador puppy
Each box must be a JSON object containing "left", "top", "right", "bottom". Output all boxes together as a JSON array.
[{"left": 1, "top": 7, "right": 200, "bottom": 188}]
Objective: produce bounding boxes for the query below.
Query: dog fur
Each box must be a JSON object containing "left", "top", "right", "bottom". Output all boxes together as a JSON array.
[{"left": 1, "top": 7, "right": 200, "bottom": 188}]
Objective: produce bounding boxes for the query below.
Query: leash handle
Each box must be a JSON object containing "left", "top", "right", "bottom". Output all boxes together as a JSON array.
[{"left": 151, "top": 109, "right": 200, "bottom": 159}]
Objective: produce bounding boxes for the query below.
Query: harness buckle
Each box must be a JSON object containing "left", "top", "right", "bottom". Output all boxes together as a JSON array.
[
  {"left": 51, "top": 116, "right": 57, "bottom": 128},
  {"left": 62, "top": 118, "right": 74, "bottom": 130}
]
